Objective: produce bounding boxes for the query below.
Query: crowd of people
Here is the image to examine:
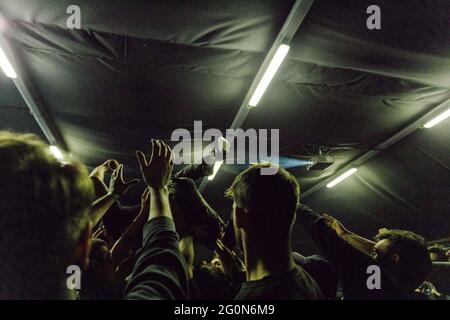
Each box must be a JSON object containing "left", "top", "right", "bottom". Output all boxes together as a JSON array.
[{"left": 0, "top": 131, "right": 448, "bottom": 300}]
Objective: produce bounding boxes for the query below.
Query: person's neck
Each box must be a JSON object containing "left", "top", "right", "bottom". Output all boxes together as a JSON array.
[{"left": 243, "top": 236, "right": 295, "bottom": 282}]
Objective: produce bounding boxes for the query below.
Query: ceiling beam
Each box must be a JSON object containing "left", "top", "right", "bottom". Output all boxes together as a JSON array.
[
  {"left": 0, "top": 34, "right": 67, "bottom": 149},
  {"left": 230, "top": 0, "right": 315, "bottom": 129},
  {"left": 300, "top": 98, "right": 450, "bottom": 200},
  {"left": 200, "top": 0, "right": 315, "bottom": 190}
]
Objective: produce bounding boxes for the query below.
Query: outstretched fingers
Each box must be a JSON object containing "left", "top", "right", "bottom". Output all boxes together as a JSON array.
[{"left": 136, "top": 150, "right": 148, "bottom": 169}]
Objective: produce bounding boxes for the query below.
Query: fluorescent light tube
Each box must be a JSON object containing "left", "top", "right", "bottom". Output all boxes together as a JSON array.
[
  {"left": 49, "top": 145, "right": 64, "bottom": 160},
  {"left": 0, "top": 45, "right": 17, "bottom": 78},
  {"left": 248, "top": 44, "right": 290, "bottom": 107},
  {"left": 326, "top": 168, "right": 358, "bottom": 188},
  {"left": 208, "top": 160, "right": 224, "bottom": 181},
  {"left": 424, "top": 109, "right": 450, "bottom": 128}
]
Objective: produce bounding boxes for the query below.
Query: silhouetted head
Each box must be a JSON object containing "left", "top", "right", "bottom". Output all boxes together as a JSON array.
[
  {"left": 0, "top": 131, "right": 94, "bottom": 299},
  {"left": 373, "top": 229, "right": 432, "bottom": 292},
  {"left": 226, "top": 163, "right": 299, "bottom": 251}
]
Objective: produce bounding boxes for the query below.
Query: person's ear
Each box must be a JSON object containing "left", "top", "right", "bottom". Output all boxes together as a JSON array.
[
  {"left": 391, "top": 253, "right": 401, "bottom": 265},
  {"left": 75, "top": 223, "right": 92, "bottom": 271},
  {"left": 234, "top": 205, "right": 248, "bottom": 229}
]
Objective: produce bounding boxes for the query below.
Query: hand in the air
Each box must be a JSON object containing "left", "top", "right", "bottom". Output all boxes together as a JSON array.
[
  {"left": 135, "top": 139, "right": 173, "bottom": 190},
  {"left": 90, "top": 159, "right": 120, "bottom": 181},
  {"left": 322, "top": 214, "right": 349, "bottom": 237},
  {"left": 109, "top": 164, "right": 140, "bottom": 198}
]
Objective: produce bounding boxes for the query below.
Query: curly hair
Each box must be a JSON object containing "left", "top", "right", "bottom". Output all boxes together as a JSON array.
[{"left": 374, "top": 229, "right": 432, "bottom": 291}]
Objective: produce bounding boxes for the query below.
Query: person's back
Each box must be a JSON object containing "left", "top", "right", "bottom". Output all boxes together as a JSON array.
[
  {"left": 226, "top": 163, "right": 322, "bottom": 300},
  {"left": 0, "top": 132, "right": 94, "bottom": 299}
]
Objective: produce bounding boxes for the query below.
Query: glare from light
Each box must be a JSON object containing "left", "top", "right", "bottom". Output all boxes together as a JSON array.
[
  {"left": 208, "top": 160, "right": 224, "bottom": 181},
  {"left": 248, "top": 44, "right": 290, "bottom": 107},
  {"left": 49, "top": 145, "right": 64, "bottom": 160},
  {"left": 0, "top": 45, "right": 17, "bottom": 78},
  {"left": 326, "top": 168, "right": 358, "bottom": 188},
  {"left": 424, "top": 109, "right": 450, "bottom": 128}
]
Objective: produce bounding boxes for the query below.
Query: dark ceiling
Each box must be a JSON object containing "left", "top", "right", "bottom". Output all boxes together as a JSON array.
[{"left": 0, "top": 0, "right": 449, "bottom": 244}]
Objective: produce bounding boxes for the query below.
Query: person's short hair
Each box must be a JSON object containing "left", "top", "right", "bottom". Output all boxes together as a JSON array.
[
  {"left": 225, "top": 163, "right": 299, "bottom": 234},
  {"left": 428, "top": 244, "right": 448, "bottom": 262},
  {"left": 0, "top": 131, "right": 94, "bottom": 298},
  {"left": 374, "top": 229, "right": 432, "bottom": 291}
]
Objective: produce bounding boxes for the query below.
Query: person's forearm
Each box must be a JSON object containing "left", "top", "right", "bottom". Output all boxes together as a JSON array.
[
  {"left": 179, "top": 236, "right": 194, "bottom": 280},
  {"left": 340, "top": 231, "right": 375, "bottom": 256},
  {"left": 298, "top": 204, "right": 375, "bottom": 256},
  {"left": 149, "top": 187, "right": 172, "bottom": 220},
  {"left": 90, "top": 192, "right": 118, "bottom": 226},
  {"left": 111, "top": 211, "right": 147, "bottom": 262}
]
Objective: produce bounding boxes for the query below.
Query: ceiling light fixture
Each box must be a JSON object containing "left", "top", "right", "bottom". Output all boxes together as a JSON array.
[
  {"left": 248, "top": 44, "right": 290, "bottom": 107},
  {"left": 0, "top": 45, "right": 17, "bottom": 78},
  {"left": 423, "top": 109, "right": 450, "bottom": 128},
  {"left": 326, "top": 168, "right": 358, "bottom": 188}
]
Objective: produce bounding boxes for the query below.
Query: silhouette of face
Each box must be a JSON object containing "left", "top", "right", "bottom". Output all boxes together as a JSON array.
[{"left": 372, "top": 238, "right": 394, "bottom": 266}]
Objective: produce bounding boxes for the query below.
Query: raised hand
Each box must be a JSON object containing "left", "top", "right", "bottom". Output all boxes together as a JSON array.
[
  {"left": 90, "top": 159, "right": 120, "bottom": 181},
  {"left": 322, "top": 213, "right": 349, "bottom": 237},
  {"left": 135, "top": 139, "right": 173, "bottom": 190},
  {"left": 109, "top": 164, "right": 140, "bottom": 198}
]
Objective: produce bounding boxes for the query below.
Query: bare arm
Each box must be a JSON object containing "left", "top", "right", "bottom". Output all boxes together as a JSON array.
[
  {"left": 322, "top": 214, "right": 375, "bottom": 256},
  {"left": 179, "top": 236, "right": 194, "bottom": 280},
  {"left": 125, "top": 140, "right": 189, "bottom": 300},
  {"left": 110, "top": 188, "right": 150, "bottom": 263},
  {"left": 90, "top": 192, "right": 118, "bottom": 227},
  {"left": 136, "top": 139, "right": 174, "bottom": 221}
]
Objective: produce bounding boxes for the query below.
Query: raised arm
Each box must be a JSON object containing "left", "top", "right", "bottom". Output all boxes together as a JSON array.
[
  {"left": 296, "top": 204, "right": 374, "bottom": 286},
  {"left": 322, "top": 214, "right": 376, "bottom": 256},
  {"left": 136, "top": 139, "right": 173, "bottom": 221},
  {"left": 90, "top": 164, "right": 139, "bottom": 226},
  {"left": 179, "top": 236, "right": 194, "bottom": 280},
  {"left": 110, "top": 188, "right": 150, "bottom": 263},
  {"left": 125, "top": 139, "right": 189, "bottom": 300}
]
